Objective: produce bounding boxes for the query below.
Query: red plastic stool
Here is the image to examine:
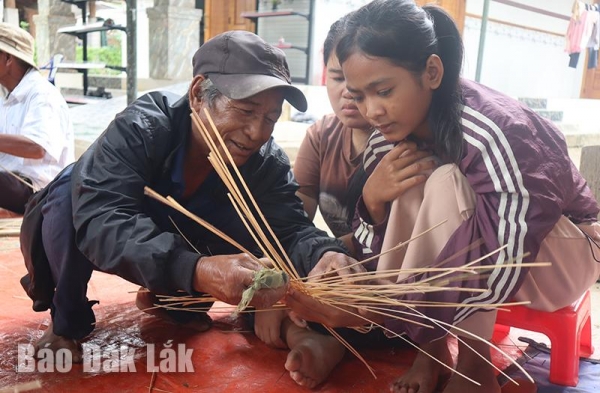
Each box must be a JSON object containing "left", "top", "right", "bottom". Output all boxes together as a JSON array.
[{"left": 493, "top": 290, "right": 594, "bottom": 387}]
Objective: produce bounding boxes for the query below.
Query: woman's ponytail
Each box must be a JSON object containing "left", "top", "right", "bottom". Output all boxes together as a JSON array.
[
  {"left": 337, "top": 0, "right": 465, "bottom": 163},
  {"left": 422, "top": 4, "right": 464, "bottom": 164}
]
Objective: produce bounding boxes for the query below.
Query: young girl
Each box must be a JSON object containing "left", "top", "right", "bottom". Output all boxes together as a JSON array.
[
  {"left": 293, "top": 17, "right": 374, "bottom": 249},
  {"left": 255, "top": 15, "right": 434, "bottom": 388},
  {"left": 286, "top": 1, "right": 600, "bottom": 392}
]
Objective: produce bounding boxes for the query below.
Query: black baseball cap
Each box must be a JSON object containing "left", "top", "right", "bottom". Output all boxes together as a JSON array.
[{"left": 192, "top": 30, "right": 308, "bottom": 112}]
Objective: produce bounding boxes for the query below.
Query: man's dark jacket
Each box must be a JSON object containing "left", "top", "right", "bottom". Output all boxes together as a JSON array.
[{"left": 21, "top": 91, "right": 346, "bottom": 311}]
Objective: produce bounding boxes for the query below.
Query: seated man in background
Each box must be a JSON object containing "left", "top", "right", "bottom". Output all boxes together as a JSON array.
[
  {"left": 0, "top": 23, "right": 74, "bottom": 215},
  {"left": 19, "top": 30, "right": 352, "bottom": 365}
]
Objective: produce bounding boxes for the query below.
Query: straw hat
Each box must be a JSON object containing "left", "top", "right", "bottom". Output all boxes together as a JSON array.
[{"left": 0, "top": 23, "right": 37, "bottom": 69}]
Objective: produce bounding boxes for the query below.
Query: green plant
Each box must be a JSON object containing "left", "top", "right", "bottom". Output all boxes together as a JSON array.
[
  {"left": 75, "top": 40, "right": 122, "bottom": 76},
  {"left": 20, "top": 21, "right": 37, "bottom": 64}
]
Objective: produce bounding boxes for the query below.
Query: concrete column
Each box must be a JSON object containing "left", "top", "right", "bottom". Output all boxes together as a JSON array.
[
  {"left": 33, "top": 0, "right": 75, "bottom": 65},
  {"left": 3, "top": 8, "right": 19, "bottom": 26},
  {"left": 146, "top": 0, "right": 202, "bottom": 80},
  {"left": 86, "top": 1, "right": 101, "bottom": 47}
]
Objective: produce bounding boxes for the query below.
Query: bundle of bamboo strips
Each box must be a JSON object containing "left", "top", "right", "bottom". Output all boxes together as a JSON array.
[{"left": 143, "top": 108, "right": 546, "bottom": 386}]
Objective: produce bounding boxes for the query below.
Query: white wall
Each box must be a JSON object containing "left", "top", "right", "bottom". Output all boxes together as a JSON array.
[
  {"left": 256, "top": 0, "right": 313, "bottom": 83},
  {"left": 467, "top": 0, "right": 571, "bottom": 34},
  {"left": 464, "top": 0, "right": 585, "bottom": 98},
  {"left": 310, "top": 0, "right": 371, "bottom": 85},
  {"left": 135, "top": 0, "right": 151, "bottom": 80},
  {"left": 306, "top": 0, "right": 586, "bottom": 99},
  {"left": 84, "top": 0, "right": 590, "bottom": 99},
  {"left": 254, "top": 0, "right": 371, "bottom": 85}
]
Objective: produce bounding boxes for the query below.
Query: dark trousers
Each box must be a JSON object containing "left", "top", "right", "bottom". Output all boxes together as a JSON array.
[
  {"left": 40, "top": 172, "right": 211, "bottom": 338},
  {"left": 0, "top": 171, "right": 33, "bottom": 214},
  {"left": 309, "top": 322, "right": 413, "bottom": 350},
  {"left": 41, "top": 172, "right": 97, "bottom": 339}
]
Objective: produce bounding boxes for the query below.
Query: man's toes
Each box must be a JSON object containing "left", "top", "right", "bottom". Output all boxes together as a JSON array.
[
  {"left": 289, "top": 371, "right": 315, "bottom": 389},
  {"left": 284, "top": 349, "right": 302, "bottom": 372},
  {"left": 34, "top": 330, "right": 83, "bottom": 365},
  {"left": 289, "top": 371, "right": 303, "bottom": 384},
  {"left": 135, "top": 287, "right": 157, "bottom": 311},
  {"left": 390, "top": 381, "right": 416, "bottom": 393},
  {"left": 390, "top": 380, "right": 406, "bottom": 393}
]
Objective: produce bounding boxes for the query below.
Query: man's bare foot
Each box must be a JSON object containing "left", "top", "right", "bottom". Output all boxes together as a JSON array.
[
  {"left": 35, "top": 322, "right": 83, "bottom": 363},
  {"left": 282, "top": 319, "right": 346, "bottom": 389},
  {"left": 135, "top": 287, "right": 211, "bottom": 332},
  {"left": 391, "top": 337, "right": 453, "bottom": 393},
  {"left": 442, "top": 338, "right": 500, "bottom": 393}
]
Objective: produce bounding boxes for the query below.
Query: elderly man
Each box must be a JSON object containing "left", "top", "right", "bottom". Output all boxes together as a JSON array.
[
  {"left": 0, "top": 23, "right": 74, "bottom": 214},
  {"left": 20, "top": 30, "right": 351, "bottom": 363}
]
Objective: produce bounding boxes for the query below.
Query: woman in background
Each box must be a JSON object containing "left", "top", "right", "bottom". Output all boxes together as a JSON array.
[
  {"left": 293, "top": 16, "right": 431, "bottom": 250},
  {"left": 293, "top": 16, "right": 372, "bottom": 250}
]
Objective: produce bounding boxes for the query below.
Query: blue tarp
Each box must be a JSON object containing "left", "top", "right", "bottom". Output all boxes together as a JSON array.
[{"left": 507, "top": 352, "right": 600, "bottom": 393}]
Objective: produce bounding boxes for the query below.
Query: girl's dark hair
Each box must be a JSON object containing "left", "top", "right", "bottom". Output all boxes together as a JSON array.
[
  {"left": 336, "top": 0, "right": 464, "bottom": 163},
  {"left": 323, "top": 15, "right": 349, "bottom": 65}
]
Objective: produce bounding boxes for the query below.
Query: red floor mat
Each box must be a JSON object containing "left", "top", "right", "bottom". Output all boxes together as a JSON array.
[{"left": 0, "top": 237, "right": 531, "bottom": 392}]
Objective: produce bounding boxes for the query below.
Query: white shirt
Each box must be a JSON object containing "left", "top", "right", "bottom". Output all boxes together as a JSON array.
[{"left": 0, "top": 69, "right": 74, "bottom": 191}]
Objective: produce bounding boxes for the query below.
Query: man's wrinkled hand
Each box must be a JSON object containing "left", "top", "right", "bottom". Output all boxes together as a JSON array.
[{"left": 192, "top": 253, "right": 287, "bottom": 307}]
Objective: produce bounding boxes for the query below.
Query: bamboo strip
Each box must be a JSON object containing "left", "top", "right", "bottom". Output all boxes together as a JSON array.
[
  {"left": 192, "top": 113, "right": 292, "bottom": 276},
  {"left": 325, "top": 326, "right": 377, "bottom": 378},
  {"left": 201, "top": 108, "right": 300, "bottom": 279},
  {"left": 0, "top": 162, "right": 34, "bottom": 189},
  {"left": 143, "top": 187, "right": 257, "bottom": 261}
]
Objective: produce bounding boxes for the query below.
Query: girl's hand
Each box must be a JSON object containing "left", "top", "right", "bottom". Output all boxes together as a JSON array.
[
  {"left": 363, "top": 142, "right": 437, "bottom": 224},
  {"left": 307, "top": 251, "right": 365, "bottom": 284}
]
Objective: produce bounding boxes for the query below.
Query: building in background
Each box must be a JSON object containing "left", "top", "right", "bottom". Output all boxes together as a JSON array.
[{"left": 1, "top": 0, "right": 599, "bottom": 101}]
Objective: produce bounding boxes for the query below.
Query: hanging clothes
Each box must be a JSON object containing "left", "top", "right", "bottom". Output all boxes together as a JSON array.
[
  {"left": 587, "top": 3, "right": 600, "bottom": 68},
  {"left": 566, "top": 1, "right": 600, "bottom": 68}
]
